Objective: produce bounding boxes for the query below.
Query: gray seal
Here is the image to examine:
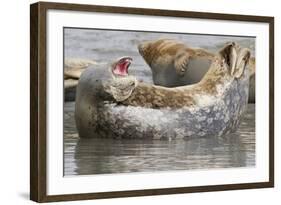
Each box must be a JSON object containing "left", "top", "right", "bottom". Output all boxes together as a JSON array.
[{"left": 75, "top": 43, "right": 251, "bottom": 139}]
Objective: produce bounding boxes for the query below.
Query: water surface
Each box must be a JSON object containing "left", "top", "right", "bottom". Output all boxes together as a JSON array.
[{"left": 64, "top": 102, "right": 255, "bottom": 176}]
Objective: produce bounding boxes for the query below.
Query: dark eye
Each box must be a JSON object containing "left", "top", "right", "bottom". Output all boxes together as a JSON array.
[{"left": 130, "top": 82, "right": 135, "bottom": 86}]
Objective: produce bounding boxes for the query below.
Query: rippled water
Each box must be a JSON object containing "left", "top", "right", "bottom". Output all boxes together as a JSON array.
[{"left": 64, "top": 102, "right": 255, "bottom": 176}]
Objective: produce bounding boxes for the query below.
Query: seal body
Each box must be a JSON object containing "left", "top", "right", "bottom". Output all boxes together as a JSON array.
[
  {"left": 75, "top": 43, "right": 251, "bottom": 139},
  {"left": 97, "top": 62, "right": 249, "bottom": 139},
  {"left": 138, "top": 39, "right": 215, "bottom": 87}
]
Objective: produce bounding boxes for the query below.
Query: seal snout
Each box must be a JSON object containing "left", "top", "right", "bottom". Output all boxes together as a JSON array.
[{"left": 138, "top": 41, "right": 152, "bottom": 57}]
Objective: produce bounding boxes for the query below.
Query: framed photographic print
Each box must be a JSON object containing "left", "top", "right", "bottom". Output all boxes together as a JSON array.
[{"left": 30, "top": 1, "right": 274, "bottom": 202}]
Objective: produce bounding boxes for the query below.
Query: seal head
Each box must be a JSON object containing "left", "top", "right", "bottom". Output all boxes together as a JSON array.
[{"left": 218, "top": 42, "right": 251, "bottom": 79}]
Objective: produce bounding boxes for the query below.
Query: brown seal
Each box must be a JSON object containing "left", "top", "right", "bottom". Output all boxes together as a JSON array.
[
  {"left": 112, "top": 42, "right": 251, "bottom": 109},
  {"left": 138, "top": 38, "right": 256, "bottom": 102},
  {"left": 138, "top": 39, "right": 215, "bottom": 86}
]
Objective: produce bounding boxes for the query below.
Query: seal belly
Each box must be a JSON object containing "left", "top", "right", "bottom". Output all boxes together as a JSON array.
[
  {"left": 180, "top": 58, "right": 212, "bottom": 85},
  {"left": 96, "top": 76, "right": 249, "bottom": 140}
]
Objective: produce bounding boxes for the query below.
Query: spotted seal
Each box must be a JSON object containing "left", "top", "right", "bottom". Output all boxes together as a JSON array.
[
  {"left": 75, "top": 42, "right": 251, "bottom": 139},
  {"left": 75, "top": 56, "right": 138, "bottom": 138}
]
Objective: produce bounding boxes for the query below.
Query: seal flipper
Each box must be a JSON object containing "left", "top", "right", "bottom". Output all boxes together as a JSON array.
[
  {"left": 180, "top": 58, "right": 213, "bottom": 84},
  {"left": 174, "top": 51, "right": 190, "bottom": 76}
]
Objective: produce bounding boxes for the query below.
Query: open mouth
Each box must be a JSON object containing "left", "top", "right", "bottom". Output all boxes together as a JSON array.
[{"left": 112, "top": 57, "right": 132, "bottom": 76}]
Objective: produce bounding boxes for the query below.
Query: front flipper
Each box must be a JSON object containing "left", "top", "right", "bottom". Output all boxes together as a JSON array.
[
  {"left": 219, "top": 42, "right": 251, "bottom": 79},
  {"left": 174, "top": 51, "right": 190, "bottom": 76}
]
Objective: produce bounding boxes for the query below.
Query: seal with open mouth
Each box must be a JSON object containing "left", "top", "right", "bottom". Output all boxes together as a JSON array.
[
  {"left": 75, "top": 42, "right": 251, "bottom": 139},
  {"left": 75, "top": 56, "right": 138, "bottom": 138}
]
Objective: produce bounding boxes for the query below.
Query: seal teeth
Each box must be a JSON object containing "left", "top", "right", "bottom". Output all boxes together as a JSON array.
[{"left": 112, "top": 57, "right": 133, "bottom": 77}]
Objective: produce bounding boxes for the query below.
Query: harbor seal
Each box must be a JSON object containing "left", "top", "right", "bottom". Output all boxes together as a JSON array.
[
  {"left": 138, "top": 39, "right": 255, "bottom": 102},
  {"left": 75, "top": 42, "right": 251, "bottom": 139},
  {"left": 138, "top": 39, "right": 215, "bottom": 87}
]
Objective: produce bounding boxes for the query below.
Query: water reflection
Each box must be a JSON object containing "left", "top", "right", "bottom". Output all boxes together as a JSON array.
[{"left": 64, "top": 104, "right": 255, "bottom": 176}]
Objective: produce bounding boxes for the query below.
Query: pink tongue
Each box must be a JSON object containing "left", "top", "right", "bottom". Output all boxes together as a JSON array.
[{"left": 114, "top": 62, "right": 129, "bottom": 76}]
